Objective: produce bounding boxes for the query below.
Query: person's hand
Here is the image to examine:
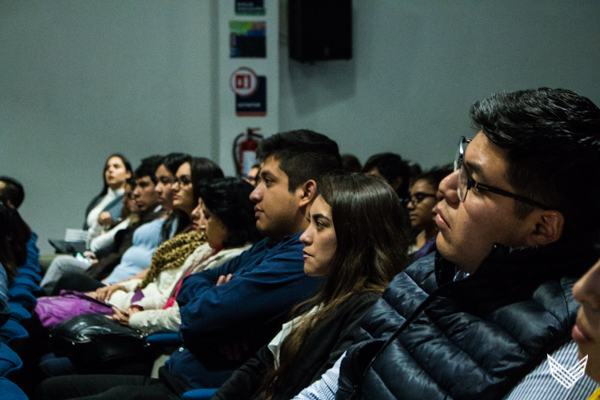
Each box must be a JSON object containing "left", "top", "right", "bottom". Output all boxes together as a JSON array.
[
  {"left": 95, "top": 284, "right": 126, "bottom": 303},
  {"left": 97, "top": 211, "right": 113, "bottom": 226},
  {"left": 109, "top": 306, "right": 142, "bottom": 326},
  {"left": 216, "top": 274, "right": 233, "bottom": 286},
  {"left": 217, "top": 338, "right": 249, "bottom": 361}
]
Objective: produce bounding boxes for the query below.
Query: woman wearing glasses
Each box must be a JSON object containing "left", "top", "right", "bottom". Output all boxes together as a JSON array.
[{"left": 406, "top": 167, "right": 451, "bottom": 260}]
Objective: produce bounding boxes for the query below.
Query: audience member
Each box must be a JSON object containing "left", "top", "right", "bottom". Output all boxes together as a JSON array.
[
  {"left": 107, "top": 177, "right": 261, "bottom": 334},
  {"left": 573, "top": 257, "right": 600, "bottom": 399},
  {"left": 0, "top": 201, "right": 32, "bottom": 284},
  {"left": 84, "top": 154, "right": 132, "bottom": 241},
  {"left": 407, "top": 160, "right": 422, "bottom": 189},
  {"left": 363, "top": 152, "right": 410, "bottom": 202},
  {"left": 155, "top": 153, "right": 190, "bottom": 240},
  {"left": 36, "top": 129, "right": 342, "bottom": 399},
  {"left": 294, "top": 88, "right": 600, "bottom": 400},
  {"left": 340, "top": 154, "right": 361, "bottom": 173},
  {"left": 47, "top": 156, "right": 164, "bottom": 293},
  {"left": 406, "top": 167, "right": 451, "bottom": 260},
  {"left": 244, "top": 164, "right": 260, "bottom": 186},
  {"left": 213, "top": 173, "right": 409, "bottom": 400},
  {"left": 0, "top": 176, "right": 26, "bottom": 209},
  {"left": 36, "top": 157, "right": 224, "bottom": 328},
  {"left": 39, "top": 179, "right": 137, "bottom": 294}
]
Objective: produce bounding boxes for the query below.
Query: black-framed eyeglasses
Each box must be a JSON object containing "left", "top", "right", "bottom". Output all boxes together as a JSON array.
[
  {"left": 455, "top": 136, "right": 549, "bottom": 209},
  {"left": 173, "top": 176, "right": 192, "bottom": 186},
  {"left": 408, "top": 192, "right": 437, "bottom": 205}
]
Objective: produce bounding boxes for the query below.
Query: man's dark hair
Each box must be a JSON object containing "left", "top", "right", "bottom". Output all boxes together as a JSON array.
[
  {"left": 162, "top": 153, "right": 191, "bottom": 176},
  {"left": 0, "top": 176, "right": 25, "bottom": 209},
  {"left": 134, "top": 155, "right": 163, "bottom": 184},
  {"left": 471, "top": 87, "right": 600, "bottom": 236},
  {"left": 363, "top": 153, "right": 411, "bottom": 200},
  {"left": 256, "top": 130, "right": 342, "bottom": 191}
]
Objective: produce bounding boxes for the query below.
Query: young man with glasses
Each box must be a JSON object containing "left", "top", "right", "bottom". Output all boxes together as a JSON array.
[{"left": 294, "top": 88, "right": 600, "bottom": 400}]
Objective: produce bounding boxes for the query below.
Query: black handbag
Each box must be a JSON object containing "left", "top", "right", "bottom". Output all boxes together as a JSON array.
[{"left": 49, "top": 313, "right": 151, "bottom": 365}]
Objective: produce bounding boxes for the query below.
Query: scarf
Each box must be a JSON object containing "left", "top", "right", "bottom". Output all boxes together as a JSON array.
[{"left": 138, "top": 231, "right": 206, "bottom": 289}]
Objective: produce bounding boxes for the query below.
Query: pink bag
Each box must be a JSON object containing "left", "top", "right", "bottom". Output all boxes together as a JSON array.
[{"left": 34, "top": 290, "right": 113, "bottom": 329}]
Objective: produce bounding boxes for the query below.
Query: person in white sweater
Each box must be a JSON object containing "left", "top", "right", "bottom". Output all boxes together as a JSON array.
[{"left": 100, "top": 177, "right": 262, "bottom": 334}]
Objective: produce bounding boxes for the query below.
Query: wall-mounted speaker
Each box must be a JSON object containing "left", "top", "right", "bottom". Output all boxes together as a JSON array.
[{"left": 288, "top": 0, "right": 352, "bottom": 63}]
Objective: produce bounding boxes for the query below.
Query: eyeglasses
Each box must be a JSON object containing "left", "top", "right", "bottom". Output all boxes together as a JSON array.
[
  {"left": 455, "top": 136, "right": 549, "bottom": 209},
  {"left": 173, "top": 176, "right": 192, "bottom": 186},
  {"left": 408, "top": 192, "right": 437, "bottom": 205}
]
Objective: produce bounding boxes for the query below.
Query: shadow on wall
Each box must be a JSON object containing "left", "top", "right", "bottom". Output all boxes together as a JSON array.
[
  {"left": 286, "top": 57, "right": 357, "bottom": 115},
  {"left": 282, "top": 4, "right": 423, "bottom": 119}
]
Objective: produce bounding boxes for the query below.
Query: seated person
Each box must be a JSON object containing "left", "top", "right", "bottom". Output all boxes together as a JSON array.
[
  {"left": 84, "top": 154, "right": 132, "bottom": 242},
  {"left": 363, "top": 152, "right": 410, "bottom": 203},
  {"left": 39, "top": 179, "right": 137, "bottom": 294},
  {"left": 573, "top": 257, "right": 600, "bottom": 399},
  {"left": 35, "top": 157, "right": 224, "bottom": 327},
  {"left": 41, "top": 156, "right": 164, "bottom": 294},
  {"left": 295, "top": 88, "right": 600, "bottom": 400},
  {"left": 213, "top": 173, "right": 410, "bottom": 399},
  {"left": 36, "top": 129, "right": 342, "bottom": 400},
  {"left": 406, "top": 167, "right": 450, "bottom": 259},
  {"left": 0, "top": 200, "right": 32, "bottom": 285},
  {"left": 102, "top": 177, "right": 261, "bottom": 334}
]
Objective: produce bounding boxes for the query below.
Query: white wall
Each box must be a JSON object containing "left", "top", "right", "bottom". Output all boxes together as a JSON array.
[
  {"left": 1, "top": 1, "right": 599, "bottom": 254},
  {"left": 279, "top": 0, "right": 600, "bottom": 168},
  {"left": 0, "top": 1, "right": 217, "bottom": 253}
]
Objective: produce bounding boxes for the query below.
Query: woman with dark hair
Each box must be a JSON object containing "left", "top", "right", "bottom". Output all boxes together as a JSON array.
[
  {"left": 106, "top": 177, "right": 261, "bottom": 333},
  {"left": 213, "top": 173, "right": 410, "bottom": 400},
  {"left": 35, "top": 159, "right": 224, "bottom": 329},
  {"left": 156, "top": 153, "right": 191, "bottom": 241},
  {"left": 84, "top": 154, "right": 132, "bottom": 239},
  {"left": 34, "top": 179, "right": 263, "bottom": 400},
  {"left": 170, "top": 157, "right": 225, "bottom": 237},
  {"left": 406, "top": 166, "right": 451, "bottom": 260}
]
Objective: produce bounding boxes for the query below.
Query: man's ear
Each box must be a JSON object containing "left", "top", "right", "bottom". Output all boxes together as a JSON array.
[
  {"left": 527, "top": 210, "right": 564, "bottom": 246},
  {"left": 297, "top": 180, "right": 318, "bottom": 208}
]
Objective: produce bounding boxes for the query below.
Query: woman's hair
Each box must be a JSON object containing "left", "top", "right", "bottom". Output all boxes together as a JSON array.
[
  {"left": 99, "top": 153, "right": 132, "bottom": 196},
  {"left": 415, "top": 165, "right": 452, "bottom": 190},
  {"left": 170, "top": 157, "right": 224, "bottom": 238},
  {"left": 162, "top": 153, "right": 191, "bottom": 176},
  {"left": 159, "top": 153, "right": 191, "bottom": 240},
  {"left": 197, "top": 178, "right": 262, "bottom": 248},
  {"left": 263, "top": 173, "right": 410, "bottom": 397},
  {"left": 0, "top": 201, "right": 31, "bottom": 285}
]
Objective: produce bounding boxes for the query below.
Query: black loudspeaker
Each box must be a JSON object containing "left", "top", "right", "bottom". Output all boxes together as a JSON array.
[{"left": 288, "top": 0, "right": 352, "bottom": 63}]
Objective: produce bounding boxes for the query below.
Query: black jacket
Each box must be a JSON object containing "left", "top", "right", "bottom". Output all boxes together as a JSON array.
[
  {"left": 213, "top": 292, "right": 380, "bottom": 400},
  {"left": 337, "top": 235, "right": 600, "bottom": 400}
]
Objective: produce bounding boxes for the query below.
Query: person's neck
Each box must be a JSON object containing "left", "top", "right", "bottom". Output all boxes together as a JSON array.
[{"left": 108, "top": 183, "right": 125, "bottom": 191}]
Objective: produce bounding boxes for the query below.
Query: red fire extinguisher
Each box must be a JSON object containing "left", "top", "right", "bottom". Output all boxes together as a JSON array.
[{"left": 233, "top": 128, "right": 263, "bottom": 177}]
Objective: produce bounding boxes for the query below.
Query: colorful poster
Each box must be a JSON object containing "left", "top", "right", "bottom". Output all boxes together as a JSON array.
[
  {"left": 235, "top": 0, "right": 265, "bottom": 16},
  {"left": 230, "top": 21, "right": 266, "bottom": 58}
]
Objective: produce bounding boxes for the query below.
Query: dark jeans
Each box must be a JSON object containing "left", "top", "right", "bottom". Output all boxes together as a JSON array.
[{"left": 35, "top": 367, "right": 191, "bottom": 400}]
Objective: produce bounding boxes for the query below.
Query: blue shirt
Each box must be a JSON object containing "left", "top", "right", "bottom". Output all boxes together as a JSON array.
[
  {"left": 104, "top": 218, "right": 165, "bottom": 285},
  {"left": 171, "top": 232, "right": 323, "bottom": 388}
]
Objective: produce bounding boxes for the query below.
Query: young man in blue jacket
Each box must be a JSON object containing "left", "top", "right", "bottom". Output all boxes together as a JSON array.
[
  {"left": 36, "top": 130, "right": 342, "bottom": 400},
  {"left": 294, "top": 88, "right": 600, "bottom": 400}
]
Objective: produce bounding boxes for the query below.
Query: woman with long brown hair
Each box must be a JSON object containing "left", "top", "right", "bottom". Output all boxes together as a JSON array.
[{"left": 213, "top": 173, "right": 410, "bottom": 400}]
